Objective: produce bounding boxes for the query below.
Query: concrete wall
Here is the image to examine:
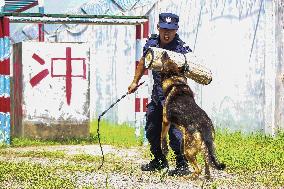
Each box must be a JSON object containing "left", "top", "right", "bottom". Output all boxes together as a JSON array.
[
  {"left": 130, "top": 0, "right": 282, "bottom": 134},
  {"left": 56, "top": 25, "right": 139, "bottom": 126},
  {"left": 53, "top": 0, "right": 283, "bottom": 135},
  {"left": 11, "top": 42, "right": 90, "bottom": 139},
  {"left": 275, "top": 0, "right": 284, "bottom": 134}
]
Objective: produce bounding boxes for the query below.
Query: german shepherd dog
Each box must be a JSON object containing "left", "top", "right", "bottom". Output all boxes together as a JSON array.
[{"left": 160, "top": 52, "right": 225, "bottom": 179}]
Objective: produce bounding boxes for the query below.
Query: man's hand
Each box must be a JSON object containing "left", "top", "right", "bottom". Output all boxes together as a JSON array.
[
  {"left": 128, "top": 82, "right": 138, "bottom": 94},
  {"left": 128, "top": 57, "right": 145, "bottom": 94}
]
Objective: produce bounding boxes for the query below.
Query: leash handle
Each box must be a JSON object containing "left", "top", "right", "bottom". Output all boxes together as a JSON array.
[
  {"left": 127, "top": 81, "right": 145, "bottom": 94},
  {"left": 137, "top": 81, "right": 145, "bottom": 88}
]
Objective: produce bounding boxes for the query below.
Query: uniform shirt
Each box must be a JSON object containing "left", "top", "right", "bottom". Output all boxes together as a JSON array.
[{"left": 143, "top": 34, "right": 192, "bottom": 105}]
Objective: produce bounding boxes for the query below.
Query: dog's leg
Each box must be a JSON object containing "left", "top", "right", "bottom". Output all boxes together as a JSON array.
[
  {"left": 189, "top": 156, "right": 201, "bottom": 180},
  {"left": 175, "top": 125, "right": 187, "bottom": 158},
  {"left": 184, "top": 131, "right": 202, "bottom": 180},
  {"left": 202, "top": 143, "right": 211, "bottom": 179},
  {"left": 176, "top": 125, "right": 201, "bottom": 179},
  {"left": 161, "top": 106, "right": 170, "bottom": 156},
  {"left": 204, "top": 155, "right": 211, "bottom": 179},
  {"left": 160, "top": 86, "right": 178, "bottom": 156}
]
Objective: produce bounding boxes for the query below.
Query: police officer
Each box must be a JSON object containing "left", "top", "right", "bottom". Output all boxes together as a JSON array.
[{"left": 128, "top": 13, "right": 192, "bottom": 176}]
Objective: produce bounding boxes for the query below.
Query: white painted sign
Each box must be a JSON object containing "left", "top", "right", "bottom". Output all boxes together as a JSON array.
[{"left": 21, "top": 42, "right": 90, "bottom": 123}]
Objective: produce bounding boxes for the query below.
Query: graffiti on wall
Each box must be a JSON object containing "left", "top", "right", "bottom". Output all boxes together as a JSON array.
[
  {"left": 15, "top": 42, "right": 90, "bottom": 122},
  {"left": 29, "top": 47, "right": 86, "bottom": 105}
]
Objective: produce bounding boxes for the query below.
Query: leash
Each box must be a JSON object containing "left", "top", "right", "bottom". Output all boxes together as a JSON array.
[{"left": 97, "top": 81, "right": 145, "bottom": 170}]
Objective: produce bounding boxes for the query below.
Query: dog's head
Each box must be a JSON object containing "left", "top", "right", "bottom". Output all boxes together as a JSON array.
[
  {"left": 160, "top": 52, "right": 194, "bottom": 97},
  {"left": 160, "top": 52, "right": 185, "bottom": 80}
]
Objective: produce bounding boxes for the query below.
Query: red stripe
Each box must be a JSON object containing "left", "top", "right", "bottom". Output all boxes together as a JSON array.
[
  {"left": 143, "top": 98, "right": 148, "bottom": 112},
  {"left": 135, "top": 98, "right": 140, "bottom": 112},
  {"left": 143, "top": 21, "right": 149, "bottom": 38},
  {"left": 30, "top": 69, "right": 49, "bottom": 87},
  {"left": 0, "top": 19, "right": 3, "bottom": 37},
  {"left": 83, "top": 59, "right": 86, "bottom": 79},
  {"left": 136, "top": 25, "right": 142, "bottom": 39},
  {"left": 3, "top": 17, "right": 10, "bottom": 37},
  {"left": 13, "top": 59, "right": 23, "bottom": 121},
  {"left": 0, "top": 59, "right": 10, "bottom": 75},
  {"left": 144, "top": 69, "right": 148, "bottom": 75},
  {"left": 66, "top": 47, "right": 72, "bottom": 105},
  {"left": 0, "top": 17, "right": 10, "bottom": 76},
  {"left": 0, "top": 97, "right": 10, "bottom": 113},
  {"left": 32, "top": 53, "right": 45, "bottom": 65},
  {"left": 38, "top": 24, "right": 44, "bottom": 42}
]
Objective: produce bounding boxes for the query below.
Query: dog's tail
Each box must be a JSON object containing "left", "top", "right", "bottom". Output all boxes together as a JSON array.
[{"left": 201, "top": 122, "right": 226, "bottom": 170}]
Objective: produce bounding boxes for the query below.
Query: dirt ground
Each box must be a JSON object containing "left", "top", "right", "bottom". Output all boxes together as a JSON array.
[{"left": 0, "top": 144, "right": 280, "bottom": 189}]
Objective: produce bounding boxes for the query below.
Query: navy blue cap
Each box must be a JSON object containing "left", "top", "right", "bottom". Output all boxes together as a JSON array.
[{"left": 159, "top": 13, "right": 179, "bottom": 30}]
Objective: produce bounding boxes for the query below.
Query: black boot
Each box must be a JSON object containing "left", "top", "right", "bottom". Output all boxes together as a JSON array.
[
  {"left": 141, "top": 156, "right": 169, "bottom": 171},
  {"left": 168, "top": 155, "right": 191, "bottom": 176}
]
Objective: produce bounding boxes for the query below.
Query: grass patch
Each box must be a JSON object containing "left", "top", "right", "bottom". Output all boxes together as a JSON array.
[
  {"left": 214, "top": 131, "right": 284, "bottom": 187},
  {"left": 0, "top": 152, "right": 137, "bottom": 188},
  {"left": 90, "top": 119, "right": 144, "bottom": 147},
  {"left": 0, "top": 161, "right": 77, "bottom": 189},
  {"left": 5, "top": 120, "right": 143, "bottom": 148},
  {"left": 69, "top": 154, "right": 101, "bottom": 163},
  {"left": 21, "top": 150, "right": 66, "bottom": 159},
  {"left": 1, "top": 121, "right": 283, "bottom": 187}
]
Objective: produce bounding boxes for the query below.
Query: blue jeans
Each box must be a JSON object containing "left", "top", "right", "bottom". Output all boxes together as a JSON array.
[{"left": 145, "top": 100, "right": 184, "bottom": 159}]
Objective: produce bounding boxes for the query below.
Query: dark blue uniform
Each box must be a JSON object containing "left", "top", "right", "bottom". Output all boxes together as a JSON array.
[{"left": 143, "top": 34, "right": 192, "bottom": 162}]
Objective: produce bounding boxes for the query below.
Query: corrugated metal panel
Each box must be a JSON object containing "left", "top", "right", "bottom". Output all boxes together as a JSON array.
[{"left": 3, "top": 0, "right": 38, "bottom": 13}]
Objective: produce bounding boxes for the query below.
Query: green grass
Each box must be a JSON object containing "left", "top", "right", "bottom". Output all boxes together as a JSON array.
[
  {"left": 0, "top": 161, "right": 77, "bottom": 189},
  {"left": 5, "top": 120, "right": 143, "bottom": 148},
  {"left": 0, "top": 153, "right": 128, "bottom": 189},
  {"left": 0, "top": 122, "right": 284, "bottom": 187},
  {"left": 90, "top": 120, "right": 144, "bottom": 147},
  {"left": 214, "top": 131, "right": 284, "bottom": 187}
]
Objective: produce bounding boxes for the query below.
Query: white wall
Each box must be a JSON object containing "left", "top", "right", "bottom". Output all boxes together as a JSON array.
[
  {"left": 20, "top": 42, "right": 90, "bottom": 123},
  {"left": 56, "top": 25, "right": 137, "bottom": 125},
  {"left": 132, "top": 0, "right": 279, "bottom": 134},
  {"left": 54, "top": 0, "right": 283, "bottom": 134}
]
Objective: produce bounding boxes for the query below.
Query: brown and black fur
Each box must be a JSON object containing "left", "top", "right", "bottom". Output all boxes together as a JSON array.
[{"left": 160, "top": 52, "right": 225, "bottom": 179}]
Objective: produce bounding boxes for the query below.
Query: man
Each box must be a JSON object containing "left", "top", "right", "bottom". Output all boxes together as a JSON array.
[{"left": 128, "top": 13, "right": 192, "bottom": 176}]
